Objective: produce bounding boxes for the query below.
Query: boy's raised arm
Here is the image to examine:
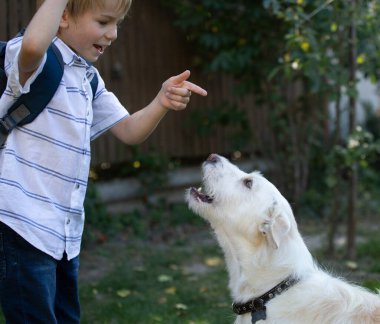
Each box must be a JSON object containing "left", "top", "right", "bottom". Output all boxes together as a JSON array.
[{"left": 18, "top": 0, "right": 68, "bottom": 85}]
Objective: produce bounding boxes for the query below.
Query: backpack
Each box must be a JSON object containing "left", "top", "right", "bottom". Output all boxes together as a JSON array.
[{"left": 0, "top": 32, "right": 98, "bottom": 146}]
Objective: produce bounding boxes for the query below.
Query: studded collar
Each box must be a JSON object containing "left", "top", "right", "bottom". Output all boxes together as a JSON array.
[{"left": 232, "top": 276, "right": 299, "bottom": 323}]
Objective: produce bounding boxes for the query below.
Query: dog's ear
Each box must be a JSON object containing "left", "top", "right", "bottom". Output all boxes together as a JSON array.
[{"left": 259, "top": 203, "right": 291, "bottom": 249}]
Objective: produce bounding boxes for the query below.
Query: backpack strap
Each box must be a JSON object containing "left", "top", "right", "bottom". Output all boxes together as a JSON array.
[
  {"left": 90, "top": 72, "right": 98, "bottom": 99},
  {"left": 0, "top": 44, "right": 64, "bottom": 146},
  {"left": 0, "top": 41, "right": 99, "bottom": 147},
  {"left": 0, "top": 41, "right": 7, "bottom": 96}
]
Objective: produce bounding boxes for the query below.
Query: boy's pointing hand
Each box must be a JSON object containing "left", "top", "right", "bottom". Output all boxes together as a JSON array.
[{"left": 159, "top": 70, "right": 207, "bottom": 111}]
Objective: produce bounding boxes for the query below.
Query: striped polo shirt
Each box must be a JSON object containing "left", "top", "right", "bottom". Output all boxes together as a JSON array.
[{"left": 0, "top": 37, "right": 129, "bottom": 260}]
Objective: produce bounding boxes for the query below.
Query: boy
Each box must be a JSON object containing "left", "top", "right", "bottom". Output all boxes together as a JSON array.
[{"left": 0, "top": 0, "right": 207, "bottom": 323}]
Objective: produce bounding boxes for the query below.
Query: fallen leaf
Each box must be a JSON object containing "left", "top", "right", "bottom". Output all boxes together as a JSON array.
[
  {"left": 133, "top": 266, "right": 146, "bottom": 272},
  {"left": 175, "top": 303, "right": 188, "bottom": 310},
  {"left": 165, "top": 286, "right": 177, "bottom": 295},
  {"left": 204, "top": 257, "right": 223, "bottom": 267},
  {"left": 158, "top": 274, "right": 173, "bottom": 282},
  {"left": 158, "top": 296, "right": 167, "bottom": 304},
  {"left": 199, "top": 286, "right": 208, "bottom": 293},
  {"left": 151, "top": 315, "right": 163, "bottom": 322},
  {"left": 217, "top": 302, "right": 229, "bottom": 308},
  {"left": 345, "top": 260, "right": 358, "bottom": 270},
  {"left": 116, "top": 289, "right": 131, "bottom": 298}
]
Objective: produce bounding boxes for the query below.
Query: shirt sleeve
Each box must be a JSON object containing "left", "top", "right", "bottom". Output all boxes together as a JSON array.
[
  {"left": 90, "top": 69, "right": 129, "bottom": 141},
  {"left": 6, "top": 37, "right": 47, "bottom": 96},
  {"left": 0, "top": 37, "right": 47, "bottom": 116}
]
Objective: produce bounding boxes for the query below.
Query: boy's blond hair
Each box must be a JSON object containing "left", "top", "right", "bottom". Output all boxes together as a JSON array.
[
  {"left": 37, "top": 0, "right": 132, "bottom": 18},
  {"left": 67, "top": 0, "right": 132, "bottom": 18}
]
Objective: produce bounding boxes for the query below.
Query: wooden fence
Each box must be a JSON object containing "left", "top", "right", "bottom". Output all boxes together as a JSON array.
[{"left": 1, "top": 0, "right": 266, "bottom": 166}]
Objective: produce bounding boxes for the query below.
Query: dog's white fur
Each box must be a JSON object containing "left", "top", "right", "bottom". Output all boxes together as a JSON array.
[{"left": 186, "top": 154, "right": 380, "bottom": 324}]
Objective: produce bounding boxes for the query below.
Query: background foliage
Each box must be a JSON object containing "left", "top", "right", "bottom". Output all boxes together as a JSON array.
[{"left": 160, "top": 0, "right": 380, "bottom": 257}]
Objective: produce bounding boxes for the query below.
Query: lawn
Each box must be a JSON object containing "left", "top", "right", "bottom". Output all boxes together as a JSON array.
[
  {"left": 1, "top": 202, "right": 380, "bottom": 324},
  {"left": 77, "top": 202, "right": 380, "bottom": 323},
  {"left": 79, "top": 226, "right": 232, "bottom": 324},
  {"left": 79, "top": 201, "right": 235, "bottom": 323}
]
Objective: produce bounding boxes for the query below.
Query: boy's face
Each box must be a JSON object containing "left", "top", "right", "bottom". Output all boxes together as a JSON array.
[{"left": 59, "top": 0, "right": 124, "bottom": 62}]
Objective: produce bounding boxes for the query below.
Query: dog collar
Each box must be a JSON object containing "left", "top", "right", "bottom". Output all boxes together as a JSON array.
[{"left": 232, "top": 276, "right": 299, "bottom": 324}]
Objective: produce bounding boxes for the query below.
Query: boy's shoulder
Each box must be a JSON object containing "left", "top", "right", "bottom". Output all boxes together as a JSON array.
[
  {"left": 0, "top": 31, "right": 24, "bottom": 96},
  {"left": 0, "top": 39, "right": 65, "bottom": 145},
  {"left": 0, "top": 33, "right": 100, "bottom": 147}
]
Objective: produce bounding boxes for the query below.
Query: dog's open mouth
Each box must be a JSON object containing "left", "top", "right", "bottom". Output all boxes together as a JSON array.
[{"left": 190, "top": 187, "right": 213, "bottom": 203}]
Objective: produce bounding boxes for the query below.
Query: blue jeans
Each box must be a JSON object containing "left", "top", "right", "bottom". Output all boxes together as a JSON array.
[{"left": 0, "top": 222, "right": 80, "bottom": 324}]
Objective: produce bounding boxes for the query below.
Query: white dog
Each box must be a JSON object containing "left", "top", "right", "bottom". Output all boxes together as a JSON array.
[{"left": 186, "top": 154, "right": 380, "bottom": 324}]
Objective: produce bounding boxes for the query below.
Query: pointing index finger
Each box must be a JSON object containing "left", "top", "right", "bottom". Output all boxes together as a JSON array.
[
  {"left": 170, "top": 70, "right": 207, "bottom": 97},
  {"left": 184, "top": 81, "right": 208, "bottom": 97}
]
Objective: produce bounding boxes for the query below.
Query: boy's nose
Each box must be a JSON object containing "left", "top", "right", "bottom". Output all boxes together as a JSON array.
[{"left": 105, "top": 27, "right": 118, "bottom": 41}]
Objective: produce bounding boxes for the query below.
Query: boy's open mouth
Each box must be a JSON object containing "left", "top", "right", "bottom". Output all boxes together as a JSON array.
[{"left": 94, "top": 44, "right": 104, "bottom": 54}]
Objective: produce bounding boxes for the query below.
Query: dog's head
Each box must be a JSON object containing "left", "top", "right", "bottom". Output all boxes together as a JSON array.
[{"left": 186, "top": 154, "right": 296, "bottom": 250}]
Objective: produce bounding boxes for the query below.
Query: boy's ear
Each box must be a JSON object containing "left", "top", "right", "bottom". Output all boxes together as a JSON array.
[{"left": 59, "top": 9, "right": 70, "bottom": 29}]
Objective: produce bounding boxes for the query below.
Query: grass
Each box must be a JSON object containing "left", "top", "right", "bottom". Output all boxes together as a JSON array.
[
  {"left": 0, "top": 203, "right": 233, "bottom": 324},
  {"left": 79, "top": 231, "right": 232, "bottom": 324},
  {"left": 79, "top": 201, "right": 234, "bottom": 323},
  {"left": 1, "top": 201, "right": 380, "bottom": 323}
]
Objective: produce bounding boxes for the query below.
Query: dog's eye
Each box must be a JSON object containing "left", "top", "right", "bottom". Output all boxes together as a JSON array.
[{"left": 243, "top": 178, "right": 253, "bottom": 189}]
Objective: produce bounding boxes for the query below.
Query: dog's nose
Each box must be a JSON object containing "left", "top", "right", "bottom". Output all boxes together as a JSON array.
[{"left": 207, "top": 153, "right": 219, "bottom": 163}]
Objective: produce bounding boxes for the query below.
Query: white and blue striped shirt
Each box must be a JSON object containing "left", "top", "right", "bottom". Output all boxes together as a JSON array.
[{"left": 0, "top": 37, "right": 129, "bottom": 260}]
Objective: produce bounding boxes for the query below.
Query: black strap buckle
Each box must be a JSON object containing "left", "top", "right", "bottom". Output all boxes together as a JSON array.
[
  {"left": 0, "top": 120, "right": 9, "bottom": 146},
  {"left": 0, "top": 105, "right": 30, "bottom": 135},
  {"left": 0, "top": 117, "right": 13, "bottom": 134}
]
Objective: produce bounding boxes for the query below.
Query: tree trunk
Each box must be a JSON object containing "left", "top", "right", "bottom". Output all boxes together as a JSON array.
[
  {"left": 327, "top": 93, "right": 342, "bottom": 257},
  {"left": 347, "top": 164, "right": 357, "bottom": 259},
  {"left": 346, "top": 0, "right": 357, "bottom": 260}
]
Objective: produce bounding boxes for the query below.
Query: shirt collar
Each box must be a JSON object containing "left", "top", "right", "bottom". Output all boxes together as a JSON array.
[
  {"left": 52, "top": 37, "right": 90, "bottom": 68},
  {"left": 52, "top": 37, "right": 97, "bottom": 81}
]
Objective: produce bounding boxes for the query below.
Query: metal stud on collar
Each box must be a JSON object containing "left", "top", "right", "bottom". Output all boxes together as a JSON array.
[{"left": 232, "top": 276, "right": 300, "bottom": 318}]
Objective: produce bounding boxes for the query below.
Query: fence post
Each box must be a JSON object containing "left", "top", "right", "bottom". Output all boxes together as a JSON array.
[{"left": 0, "top": 0, "right": 6, "bottom": 39}]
